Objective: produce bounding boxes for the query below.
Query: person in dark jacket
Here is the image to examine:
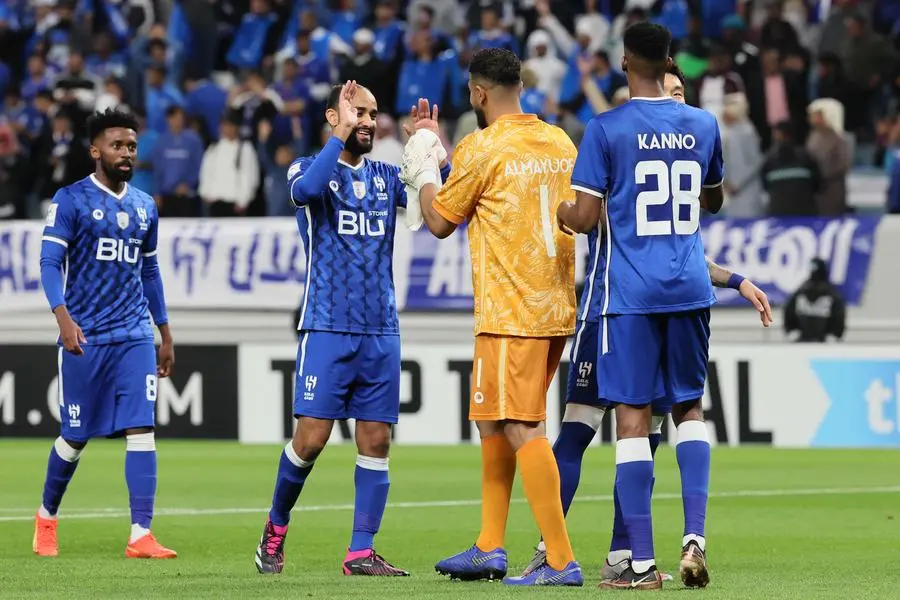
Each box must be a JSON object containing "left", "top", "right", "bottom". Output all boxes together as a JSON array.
[
  {"left": 784, "top": 258, "right": 846, "bottom": 343},
  {"left": 762, "top": 121, "right": 820, "bottom": 216}
]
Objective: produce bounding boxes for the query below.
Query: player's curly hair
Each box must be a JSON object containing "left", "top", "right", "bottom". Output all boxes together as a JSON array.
[
  {"left": 469, "top": 48, "right": 521, "bottom": 87},
  {"left": 623, "top": 22, "right": 672, "bottom": 63},
  {"left": 86, "top": 108, "right": 139, "bottom": 143},
  {"left": 667, "top": 62, "right": 686, "bottom": 87}
]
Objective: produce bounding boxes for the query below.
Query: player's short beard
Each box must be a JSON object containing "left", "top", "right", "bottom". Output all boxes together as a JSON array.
[
  {"left": 101, "top": 159, "right": 134, "bottom": 184},
  {"left": 474, "top": 106, "right": 488, "bottom": 130},
  {"left": 344, "top": 126, "right": 373, "bottom": 156}
]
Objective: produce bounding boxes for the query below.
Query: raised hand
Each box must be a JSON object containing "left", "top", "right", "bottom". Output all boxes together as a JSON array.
[
  {"left": 334, "top": 80, "right": 359, "bottom": 140},
  {"left": 403, "top": 97, "right": 440, "bottom": 137}
]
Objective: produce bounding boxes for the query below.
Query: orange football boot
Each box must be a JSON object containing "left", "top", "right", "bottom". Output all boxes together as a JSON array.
[
  {"left": 33, "top": 513, "right": 59, "bottom": 557},
  {"left": 125, "top": 532, "right": 178, "bottom": 559}
]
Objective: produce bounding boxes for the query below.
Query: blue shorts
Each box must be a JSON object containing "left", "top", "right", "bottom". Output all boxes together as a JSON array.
[
  {"left": 596, "top": 309, "right": 710, "bottom": 412},
  {"left": 294, "top": 331, "right": 401, "bottom": 424},
  {"left": 58, "top": 341, "right": 158, "bottom": 442},
  {"left": 566, "top": 320, "right": 604, "bottom": 407}
]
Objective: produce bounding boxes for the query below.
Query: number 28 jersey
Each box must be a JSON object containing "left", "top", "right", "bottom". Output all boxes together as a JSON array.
[{"left": 571, "top": 98, "right": 723, "bottom": 315}]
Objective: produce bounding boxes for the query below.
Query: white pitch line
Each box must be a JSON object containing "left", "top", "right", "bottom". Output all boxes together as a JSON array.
[{"left": 1, "top": 485, "right": 898, "bottom": 523}]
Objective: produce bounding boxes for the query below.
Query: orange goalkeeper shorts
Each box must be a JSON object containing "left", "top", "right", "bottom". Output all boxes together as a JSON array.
[{"left": 468, "top": 334, "right": 567, "bottom": 423}]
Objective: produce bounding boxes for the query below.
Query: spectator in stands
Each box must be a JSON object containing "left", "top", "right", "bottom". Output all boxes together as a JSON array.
[
  {"left": 226, "top": 0, "right": 280, "bottom": 72},
  {"left": 468, "top": 3, "right": 518, "bottom": 55},
  {"left": 762, "top": 121, "right": 820, "bottom": 216},
  {"left": 396, "top": 30, "right": 451, "bottom": 117},
  {"left": 807, "top": 98, "right": 851, "bottom": 216},
  {"left": 198, "top": 111, "right": 259, "bottom": 217},
  {"left": 339, "top": 29, "right": 393, "bottom": 117},
  {"left": 721, "top": 92, "right": 765, "bottom": 217},
  {"left": 758, "top": 0, "right": 800, "bottom": 53},
  {"left": 229, "top": 71, "right": 281, "bottom": 141},
  {"left": 696, "top": 43, "right": 744, "bottom": 125},
  {"left": 95, "top": 77, "right": 128, "bottom": 113},
  {"left": 523, "top": 29, "right": 566, "bottom": 102},
  {"left": 269, "top": 58, "right": 310, "bottom": 150},
  {"left": 35, "top": 108, "right": 90, "bottom": 213},
  {"left": 840, "top": 12, "right": 898, "bottom": 139},
  {"left": 144, "top": 65, "right": 184, "bottom": 134},
  {"left": 372, "top": 0, "right": 406, "bottom": 65},
  {"left": 22, "top": 55, "right": 53, "bottom": 103},
  {"left": 520, "top": 67, "right": 549, "bottom": 120},
  {"left": 85, "top": 32, "right": 128, "bottom": 82},
  {"left": 276, "top": 30, "right": 332, "bottom": 107},
  {"left": 256, "top": 119, "right": 300, "bottom": 217},
  {"left": 558, "top": 50, "right": 626, "bottom": 141},
  {"left": 784, "top": 259, "right": 846, "bottom": 343},
  {"left": 760, "top": 46, "right": 808, "bottom": 148},
  {"left": 152, "top": 106, "right": 204, "bottom": 217},
  {"left": 183, "top": 74, "right": 228, "bottom": 144},
  {"left": 332, "top": 0, "right": 363, "bottom": 46},
  {"left": 54, "top": 52, "right": 102, "bottom": 119}
]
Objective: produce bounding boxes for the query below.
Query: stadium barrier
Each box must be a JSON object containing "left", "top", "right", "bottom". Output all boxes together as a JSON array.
[
  {"left": 1, "top": 343, "right": 898, "bottom": 448},
  {"left": 0, "top": 215, "right": 881, "bottom": 312}
]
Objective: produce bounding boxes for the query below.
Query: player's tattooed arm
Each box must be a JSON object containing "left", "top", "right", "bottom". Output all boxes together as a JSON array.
[
  {"left": 706, "top": 256, "right": 732, "bottom": 288},
  {"left": 558, "top": 191, "right": 604, "bottom": 234}
]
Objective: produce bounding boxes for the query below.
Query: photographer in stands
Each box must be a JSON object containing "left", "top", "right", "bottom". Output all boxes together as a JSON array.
[{"left": 783, "top": 258, "right": 846, "bottom": 343}]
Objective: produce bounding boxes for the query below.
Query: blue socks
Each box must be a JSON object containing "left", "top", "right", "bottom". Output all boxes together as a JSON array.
[
  {"left": 125, "top": 433, "right": 157, "bottom": 537},
  {"left": 676, "top": 420, "right": 710, "bottom": 546},
  {"left": 269, "top": 443, "right": 315, "bottom": 527},
  {"left": 40, "top": 438, "right": 82, "bottom": 517},
  {"left": 349, "top": 455, "right": 390, "bottom": 552},
  {"left": 553, "top": 421, "right": 597, "bottom": 515},
  {"left": 614, "top": 438, "right": 655, "bottom": 570},
  {"left": 609, "top": 420, "right": 663, "bottom": 558}
]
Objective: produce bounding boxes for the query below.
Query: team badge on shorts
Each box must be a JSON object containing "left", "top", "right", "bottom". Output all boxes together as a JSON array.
[
  {"left": 352, "top": 181, "right": 367, "bottom": 199},
  {"left": 116, "top": 211, "right": 129, "bottom": 229}
]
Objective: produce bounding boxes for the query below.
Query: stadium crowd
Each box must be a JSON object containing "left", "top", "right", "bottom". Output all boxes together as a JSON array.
[{"left": 0, "top": 0, "right": 899, "bottom": 220}]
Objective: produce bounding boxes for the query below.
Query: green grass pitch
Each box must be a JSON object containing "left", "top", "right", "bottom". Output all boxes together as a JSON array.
[{"left": 1, "top": 440, "right": 898, "bottom": 599}]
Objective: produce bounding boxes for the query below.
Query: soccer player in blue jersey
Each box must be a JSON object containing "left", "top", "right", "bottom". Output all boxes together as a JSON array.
[
  {"left": 254, "top": 81, "right": 449, "bottom": 576},
  {"left": 523, "top": 63, "right": 773, "bottom": 582},
  {"left": 557, "top": 22, "right": 725, "bottom": 590},
  {"left": 33, "top": 108, "right": 176, "bottom": 560}
]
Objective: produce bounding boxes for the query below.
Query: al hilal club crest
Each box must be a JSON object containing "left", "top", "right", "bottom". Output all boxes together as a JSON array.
[
  {"left": 116, "top": 211, "right": 129, "bottom": 229},
  {"left": 352, "top": 181, "right": 367, "bottom": 199}
]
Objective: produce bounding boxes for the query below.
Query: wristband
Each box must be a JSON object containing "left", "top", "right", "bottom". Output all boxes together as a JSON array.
[
  {"left": 727, "top": 273, "right": 745, "bottom": 290},
  {"left": 415, "top": 169, "right": 439, "bottom": 190}
]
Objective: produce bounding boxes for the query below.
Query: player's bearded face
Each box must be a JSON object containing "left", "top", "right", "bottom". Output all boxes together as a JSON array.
[
  {"left": 100, "top": 152, "right": 135, "bottom": 183},
  {"left": 345, "top": 123, "right": 374, "bottom": 155}
]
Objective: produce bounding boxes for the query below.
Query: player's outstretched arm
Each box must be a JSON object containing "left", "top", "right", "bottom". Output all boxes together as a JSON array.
[
  {"left": 706, "top": 257, "right": 773, "bottom": 327},
  {"left": 289, "top": 81, "right": 359, "bottom": 206}
]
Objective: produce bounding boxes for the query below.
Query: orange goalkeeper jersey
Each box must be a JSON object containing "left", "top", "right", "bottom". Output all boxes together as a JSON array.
[{"left": 433, "top": 113, "right": 577, "bottom": 337}]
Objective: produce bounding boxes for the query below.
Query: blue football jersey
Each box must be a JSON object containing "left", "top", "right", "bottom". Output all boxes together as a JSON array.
[
  {"left": 41, "top": 175, "right": 158, "bottom": 344},
  {"left": 289, "top": 156, "right": 405, "bottom": 335},
  {"left": 578, "top": 228, "right": 603, "bottom": 322},
  {"left": 571, "top": 97, "right": 723, "bottom": 315}
]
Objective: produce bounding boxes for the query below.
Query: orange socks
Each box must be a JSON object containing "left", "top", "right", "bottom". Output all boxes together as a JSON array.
[
  {"left": 475, "top": 434, "right": 517, "bottom": 552},
  {"left": 517, "top": 436, "right": 575, "bottom": 570}
]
